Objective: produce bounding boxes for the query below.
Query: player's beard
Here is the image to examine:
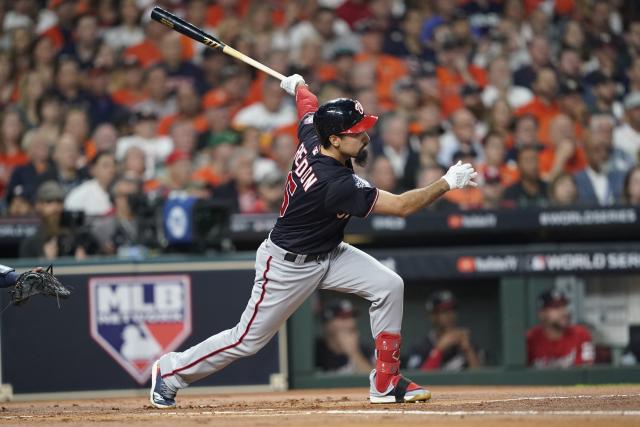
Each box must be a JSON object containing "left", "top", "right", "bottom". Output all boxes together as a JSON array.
[{"left": 354, "top": 145, "right": 369, "bottom": 167}]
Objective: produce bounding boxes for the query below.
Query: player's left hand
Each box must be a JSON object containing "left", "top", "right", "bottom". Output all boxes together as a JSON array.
[
  {"left": 10, "top": 265, "right": 71, "bottom": 306},
  {"left": 442, "top": 161, "right": 478, "bottom": 190},
  {"left": 280, "top": 74, "right": 305, "bottom": 96}
]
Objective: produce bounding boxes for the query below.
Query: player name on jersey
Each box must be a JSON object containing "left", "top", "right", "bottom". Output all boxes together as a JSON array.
[{"left": 293, "top": 143, "right": 317, "bottom": 191}]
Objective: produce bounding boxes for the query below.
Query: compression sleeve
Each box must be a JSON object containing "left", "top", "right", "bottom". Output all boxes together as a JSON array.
[{"left": 296, "top": 85, "right": 319, "bottom": 119}]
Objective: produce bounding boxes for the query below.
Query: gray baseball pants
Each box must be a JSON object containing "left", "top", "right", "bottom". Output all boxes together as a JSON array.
[{"left": 159, "top": 237, "right": 403, "bottom": 389}]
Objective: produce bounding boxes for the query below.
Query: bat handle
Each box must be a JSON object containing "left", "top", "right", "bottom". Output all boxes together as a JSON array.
[{"left": 222, "top": 46, "right": 286, "bottom": 81}]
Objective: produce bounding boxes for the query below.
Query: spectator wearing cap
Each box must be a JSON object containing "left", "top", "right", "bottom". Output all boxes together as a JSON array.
[
  {"left": 6, "top": 129, "right": 53, "bottom": 205},
  {"left": 6, "top": 184, "right": 33, "bottom": 217},
  {"left": 503, "top": 145, "right": 548, "bottom": 208},
  {"left": 482, "top": 56, "right": 533, "bottom": 109},
  {"left": 435, "top": 35, "right": 487, "bottom": 118},
  {"left": 36, "top": 133, "right": 88, "bottom": 195},
  {"left": 336, "top": 0, "right": 374, "bottom": 30},
  {"left": 102, "top": 0, "right": 144, "bottom": 51},
  {"left": 405, "top": 290, "right": 481, "bottom": 371},
  {"left": 515, "top": 67, "right": 560, "bottom": 146},
  {"left": 557, "top": 79, "right": 588, "bottom": 129},
  {"left": 193, "top": 131, "right": 239, "bottom": 188},
  {"left": 527, "top": 289, "right": 594, "bottom": 369},
  {"left": 115, "top": 109, "right": 173, "bottom": 181},
  {"left": 19, "top": 180, "right": 98, "bottom": 260},
  {"left": 613, "top": 92, "right": 640, "bottom": 163},
  {"left": 232, "top": 78, "right": 296, "bottom": 132},
  {"left": 315, "top": 298, "right": 373, "bottom": 374},
  {"left": 548, "top": 172, "right": 579, "bottom": 207},
  {"left": 383, "top": 8, "right": 433, "bottom": 63},
  {"left": 64, "top": 151, "right": 116, "bottom": 216},
  {"left": 376, "top": 113, "right": 420, "bottom": 192},
  {"left": 573, "top": 121, "right": 626, "bottom": 206},
  {"left": 586, "top": 72, "right": 623, "bottom": 120},
  {"left": 438, "top": 108, "right": 485, "bottom": 167},
  {"left": 513, "top": 35, "right": 552, "bottom": 90}
]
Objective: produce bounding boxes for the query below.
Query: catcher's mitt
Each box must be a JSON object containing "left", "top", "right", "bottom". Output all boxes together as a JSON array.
[{"left": 10, "top": 265, "right": 71, "bottom": 306}]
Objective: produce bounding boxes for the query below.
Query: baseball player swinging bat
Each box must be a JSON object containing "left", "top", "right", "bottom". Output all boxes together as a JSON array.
[
  {"left": 150, "top": 7, "right": 286, "bottom": 81},
  {"left": 149, "top": 6, "right": 478, "bottom": 410}
]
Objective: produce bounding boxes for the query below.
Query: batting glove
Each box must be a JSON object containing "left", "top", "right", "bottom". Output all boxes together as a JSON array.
[
  {"left": 280, "top": 74, "right": 305, "bottom": 96},
  {"left": 442, "top": 161, "right": 479, "bottom": 190}
]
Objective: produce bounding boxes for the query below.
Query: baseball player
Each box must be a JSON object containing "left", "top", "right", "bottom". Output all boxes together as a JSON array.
[{"left": 150, "top": 74, "right": 478, "bottom": 408}]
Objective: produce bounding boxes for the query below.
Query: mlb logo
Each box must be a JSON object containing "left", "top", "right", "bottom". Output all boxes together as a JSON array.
[{"left": 89, "top": 275, "right": 192, "bottom": 384}]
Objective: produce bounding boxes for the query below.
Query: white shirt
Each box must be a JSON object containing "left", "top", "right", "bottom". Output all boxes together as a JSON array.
[
  {"left": 613, "top": 123, "right": 640, "bottom": 163},
  {"left": 102, "top": 25, "right": 145, "bottom": 50},
  {"left": 116, "top": 135, "right": 174, "bottom": 180},
  {"left": 383, "top": 146, "right": 409, "bottom": 178},
  {"left": 64, "top": 179, "right": 112, "bottom": 216},
  {"left": 585, "top": 167, "right": 613, "bottom": 206},
  {"left": 232, "top": 102, "right": 297, "bottom": 132},
  {"left": 482, "top": 85, "right": 534, "bottom": 109}
]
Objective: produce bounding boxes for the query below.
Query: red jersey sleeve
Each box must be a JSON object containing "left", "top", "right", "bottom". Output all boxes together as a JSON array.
[{"left": 295, "top": 86, "right": 318, "bottom": 120}]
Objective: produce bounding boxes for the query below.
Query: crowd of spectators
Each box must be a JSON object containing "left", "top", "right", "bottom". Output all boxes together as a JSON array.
[{"left": 3, "top": 0, "right": 640, "bottom": 258}]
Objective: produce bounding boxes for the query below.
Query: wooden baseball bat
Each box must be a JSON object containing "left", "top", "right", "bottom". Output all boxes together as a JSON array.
[{"left": 150, "top": 6, "right": 286, "bottom": 81}]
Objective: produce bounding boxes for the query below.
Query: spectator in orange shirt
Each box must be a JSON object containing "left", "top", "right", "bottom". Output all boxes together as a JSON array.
[
  {"left": 435, "top": 36, "right": 487, "bottom": 118},
  {"left": 158, "top": 83, "right": 208, "bottom": 136},
  {"left": 355, "top": 20, "right": 409, "bottom": 109},
  {"left": 123, "top": 17, "right": 167, "bottom": 69},
  {"left": 111, "top": 56, "right": 147, "bottom": 108},
  {"left": 193, "top": 131, "right": 239, "bottom": 188},
  {"left": 515, "top": 67, "right": 560, "bottom": 146},
  {"left": 476, "top": 132, "right": 519, "bottom": 188},
  {"left": 40, "top": 0, "right": 76, "bottom": 51},
  {"left": 539, "top": 114, "right": 587, "bottom": 182}
]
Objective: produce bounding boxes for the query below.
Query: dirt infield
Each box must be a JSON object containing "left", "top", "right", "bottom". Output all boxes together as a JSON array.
[{"left": 1, "top": 385, "right": 639, "bottom": 427}]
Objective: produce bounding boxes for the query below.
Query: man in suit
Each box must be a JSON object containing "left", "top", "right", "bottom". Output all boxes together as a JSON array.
[{"left": 574, "top": 125, "right": 625, "bottom": 206}]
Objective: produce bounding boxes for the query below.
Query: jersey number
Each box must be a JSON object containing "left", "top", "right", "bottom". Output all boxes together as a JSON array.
[{"left": 279, "top": 171, "right": 298, "bottom": 217}]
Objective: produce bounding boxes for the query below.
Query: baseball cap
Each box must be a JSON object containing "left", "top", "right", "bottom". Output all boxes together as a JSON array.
[
  {"left": 132, "top": 109, "right": 158, "bottom": 123},
  {"left": 322, "top": 299, "right": 358, "bottom": 322},
  {"left": 333, "top": 48, "right": 356, "bottom": 60},
  {"left": 537, "top": 289, "right": 569, "bottom": 310},
  {"left": 207, "top": 130, "right": 240, "bottom": 147},
  {"left": 483, "top": 167, "right": 501, "bottom": 185},
  {"left": 165, "top": 150, "right": 191, "bottom": 167},
  {"left": 590, "top": 71, "right": 614, "bottom": 86},
  {"left": 624, "top": 92, "right": 640, "bottom": 110},
  {"left": 426, "top": 290, "right": 458, "bottom": 312},
  {"left": 35, "top": 181, "right": 65, "bottom": 203}
]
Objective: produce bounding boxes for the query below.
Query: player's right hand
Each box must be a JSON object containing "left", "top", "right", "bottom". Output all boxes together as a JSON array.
[
  {"left": 280, "top": 74, "right": 305, "bottom": 96},
  {"left": 442, "top": 161, "right": 478, "bottom": 190}
]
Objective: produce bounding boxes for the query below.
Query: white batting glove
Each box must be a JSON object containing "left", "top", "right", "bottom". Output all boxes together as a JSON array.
[
  {"left": 280, "top": 74, "right": 305, "bottom": 96},
  {"left": 442, "top": 161, "right": 479, "bottom": 190}
]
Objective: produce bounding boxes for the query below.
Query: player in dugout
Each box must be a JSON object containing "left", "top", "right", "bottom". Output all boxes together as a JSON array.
[
  {"left": 527, "top": 289, "right": 594, "bottom": 368},
  {"left": 150, "top": 74, "right": 478, "bottom": 408}
]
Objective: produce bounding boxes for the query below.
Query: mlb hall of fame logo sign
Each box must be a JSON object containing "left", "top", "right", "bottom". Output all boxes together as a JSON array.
[{"left": 89, "top": 275, "right": 192, "bottom": 384}]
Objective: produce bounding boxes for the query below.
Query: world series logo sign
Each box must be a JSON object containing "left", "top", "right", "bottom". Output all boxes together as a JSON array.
[{"left": 89, "top": 275, "right": 192, "bottom": 384}]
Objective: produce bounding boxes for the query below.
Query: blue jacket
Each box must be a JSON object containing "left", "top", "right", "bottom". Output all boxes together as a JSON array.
[{"left": 574, "top": 168, "right": 625, "bottom": 206}]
